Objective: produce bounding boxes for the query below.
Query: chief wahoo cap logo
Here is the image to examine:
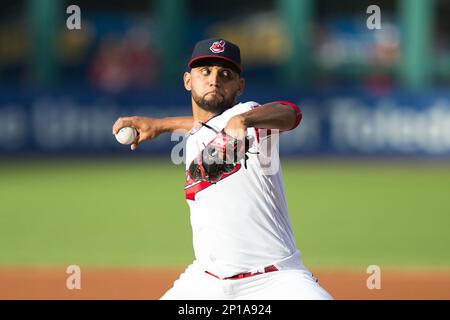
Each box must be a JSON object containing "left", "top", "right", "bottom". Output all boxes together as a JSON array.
[{"left": 210, "top": 40, "right": 226, "bottom": 53}]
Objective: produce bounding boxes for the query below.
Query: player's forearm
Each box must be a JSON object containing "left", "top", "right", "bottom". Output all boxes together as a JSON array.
[
  {"left": 240, "top": 102, "right": 301, "bottom": 132},
  {"left": 112, "top": 115, "right": 195, "bottom": 151},
  {"left": 159, "top": 116, "right": 195, "bottom": 133}
]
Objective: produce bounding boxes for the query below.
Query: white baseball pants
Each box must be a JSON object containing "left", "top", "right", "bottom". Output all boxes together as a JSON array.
[{"left": 160, "top": 261, "right": 333, "bottom": 300}]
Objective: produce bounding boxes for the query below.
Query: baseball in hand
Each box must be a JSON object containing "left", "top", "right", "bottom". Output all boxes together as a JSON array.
[{"left": 115, "top": 127, "right": 138, "bottom": 145}]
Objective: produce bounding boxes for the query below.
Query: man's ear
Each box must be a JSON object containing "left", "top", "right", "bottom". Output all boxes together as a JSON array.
[
  {"left": 183, "top": 72, "right": 192, "bottom": 91},
  {"left": 236, "top": 77, "right": 245, "bottom": 97}
]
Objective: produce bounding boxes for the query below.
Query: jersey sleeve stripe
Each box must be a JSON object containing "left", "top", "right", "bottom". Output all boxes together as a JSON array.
[{"left": 277, "top": 101, "right": 302, "bottom": 131}]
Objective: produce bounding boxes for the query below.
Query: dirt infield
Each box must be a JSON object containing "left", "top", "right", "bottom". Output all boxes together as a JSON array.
[{"left": 1, "top": 267, "right": 449, "bottom": 300}]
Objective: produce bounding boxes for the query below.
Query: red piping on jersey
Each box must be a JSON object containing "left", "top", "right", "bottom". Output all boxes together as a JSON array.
[{"left": 185, "top": 181, "right": 211, "bottom": 201}]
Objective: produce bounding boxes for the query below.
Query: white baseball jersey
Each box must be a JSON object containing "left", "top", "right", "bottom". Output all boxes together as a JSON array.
[{"left": 184, "top": 101, "right": 305, "bottom": 279}]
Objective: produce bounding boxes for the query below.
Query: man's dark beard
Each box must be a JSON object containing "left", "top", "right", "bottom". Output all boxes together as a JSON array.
[{"left": 193, "top": 91, "right": 236, "bottom": 114}]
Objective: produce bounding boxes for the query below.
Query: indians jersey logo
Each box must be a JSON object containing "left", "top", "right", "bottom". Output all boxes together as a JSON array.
[{"left": 210, "top": 40, "right": 226, "bottom": 53}]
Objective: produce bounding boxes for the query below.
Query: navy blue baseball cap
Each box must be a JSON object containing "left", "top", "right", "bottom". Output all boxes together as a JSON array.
[{"left": 188, "top": 38, "right": 242, "bottom": 74}]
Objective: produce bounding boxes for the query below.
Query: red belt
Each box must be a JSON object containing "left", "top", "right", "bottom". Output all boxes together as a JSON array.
[{"left": 205, "top": 265, "right": 279, "bottom": 280}]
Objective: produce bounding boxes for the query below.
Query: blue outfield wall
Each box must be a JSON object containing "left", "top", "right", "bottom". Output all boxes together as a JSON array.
[{"left": 0, "top": 87, "right": 449, "bottom": 156}]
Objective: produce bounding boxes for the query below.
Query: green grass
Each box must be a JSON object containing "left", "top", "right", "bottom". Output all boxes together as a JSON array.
[
  {"left": 0, "top": 158, "right": 449, "bottom": 268},
  {"left": 283, "top": 161, "right": 450, "bottom": 268}
]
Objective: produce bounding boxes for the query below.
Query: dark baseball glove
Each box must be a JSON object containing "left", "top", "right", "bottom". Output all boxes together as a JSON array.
[{"left": 188, "top": 130, "right": 252, "bottom": 183}]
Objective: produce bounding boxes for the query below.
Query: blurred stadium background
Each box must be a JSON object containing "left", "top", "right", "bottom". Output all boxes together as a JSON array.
[{"left": 0, "top": 0, "right": 449, "bottom": 299}]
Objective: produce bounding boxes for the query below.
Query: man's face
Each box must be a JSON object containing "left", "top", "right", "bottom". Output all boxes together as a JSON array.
[{"left": 184, "top": 59, "right": 245, "bottom": 113}]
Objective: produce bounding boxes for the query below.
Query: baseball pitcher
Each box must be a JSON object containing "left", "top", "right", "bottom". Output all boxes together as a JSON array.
[{"left": 113, "top": 38, "right": 332, "bottom": 300}]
